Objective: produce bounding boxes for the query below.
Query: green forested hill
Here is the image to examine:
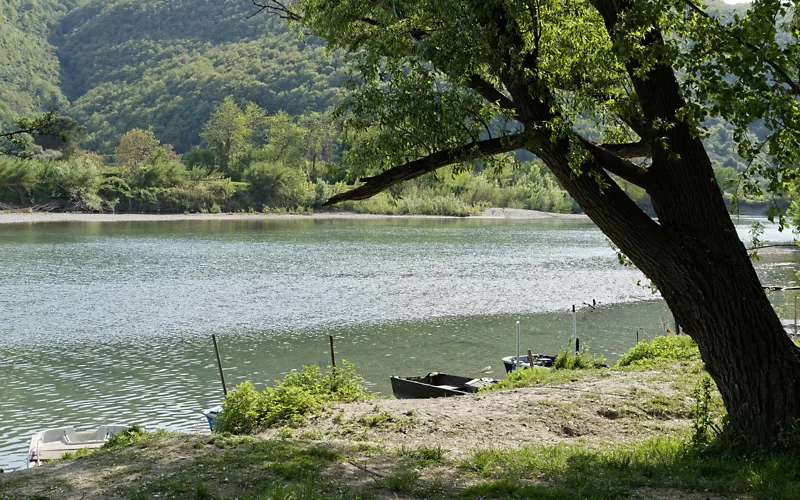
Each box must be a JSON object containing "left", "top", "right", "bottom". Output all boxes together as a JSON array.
[
  {"left": 0, "top": 0, "right": 75, "bottom": 123},
  {"left": 0, "top": 0, "right": 767, "bottom": 169},
  {"left": 1, "top": 0, "right": 346, "bottom": 152},
  {"left": 56, "top": 0, "right": 347, "bottom": 152}
]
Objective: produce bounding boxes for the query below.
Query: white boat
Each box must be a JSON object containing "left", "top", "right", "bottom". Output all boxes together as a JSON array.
[{"left": 27, "top": 425, "right": 130, "bottom": 468}]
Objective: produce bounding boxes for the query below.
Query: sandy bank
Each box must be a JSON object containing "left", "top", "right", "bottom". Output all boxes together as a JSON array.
[
  {"left": 0, "top": 367, "right": 702, "bottom": 499},
  {"left": 0, "top": 208, "right": 588, "bottom": 225}
]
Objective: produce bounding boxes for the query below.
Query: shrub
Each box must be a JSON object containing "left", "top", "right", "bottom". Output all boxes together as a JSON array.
[
  {"left": 243, "top": 161, "right": 305, "bottom": 208},
  {"left": 615, "top": 335, "right": 701, "bottom": 368},
  {"left": 215, "top": 361, "right": 371, "bottom": 434},
  {"left": 0, "top": 157, "right": 41, "bottom": 204},
  {"left": 39, "top": 156, "right": 104, "bottom": 210},
  {"left": 125, "top": 157, "right": 187, "bottom": 188},
  {"left": 103, "top": 425, "right": 149, "bottom": 449},
  {"left": 215, "top": 381, "right": 262, "bottom": 434}
]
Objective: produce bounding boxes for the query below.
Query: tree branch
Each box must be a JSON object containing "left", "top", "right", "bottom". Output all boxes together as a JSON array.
[
  {"left": 682, "top": 0, "right": 800, "bottom": 96},
  {"left": 577, "top": 136, "right": 651, "bottom": 189},
  {"left": 323, "top": 133, "right": 528, "bottom": 205},
  {"left": 466, "top": 75, "right": 515, "bottom": 110},
  {"left": 598, "top": 141, "right": 651, "bottom": 158}
]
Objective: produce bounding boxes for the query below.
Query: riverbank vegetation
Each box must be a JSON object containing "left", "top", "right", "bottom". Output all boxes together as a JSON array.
[
  {"left": 4, "top": 336, "right": 800, "bottom": 499},
  {"left": 0, "top": 99, "right": 579, "bottom": 215}
]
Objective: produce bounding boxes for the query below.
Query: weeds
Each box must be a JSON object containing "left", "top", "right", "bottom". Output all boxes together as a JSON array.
[
  {"left": 615, "top": 335, "right": 701, "bottom": 369},
  {"left": 552, "top": 347, "right": 606, "bottom": 369},
  {"left": 215, "top": 361, "right": 372, "bottom": 434}
]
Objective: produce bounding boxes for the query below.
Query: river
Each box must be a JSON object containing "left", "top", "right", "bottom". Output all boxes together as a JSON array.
[{"left": 0, "top": 215, "right": 796, "bottom": 470}]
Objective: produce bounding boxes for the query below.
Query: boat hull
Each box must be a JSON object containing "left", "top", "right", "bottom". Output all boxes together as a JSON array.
[
  {"left": 502, "top": 355, "right": 556, "bottom": 373},
  {"left": 390, "top": 373, "right": 498, "bottom": 399},
  {"left": 27, "top": 425, "right": 130, "bottom": 468}
]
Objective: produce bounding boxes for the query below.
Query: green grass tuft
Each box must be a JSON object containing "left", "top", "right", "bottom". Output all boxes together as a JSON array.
[{"left": 615, "top": 335, "right": 701, "bottom": 369}]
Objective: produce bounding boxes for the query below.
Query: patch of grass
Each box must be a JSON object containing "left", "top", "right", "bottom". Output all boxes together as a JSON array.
[
  {"left": 195, "top": 481, "right": 211, "bottom": 499},
  {"left": 553, "top": 347, "right": 606, "bottom": 369},
  {"left": 399, "top": 445, "right": 447, "bottom": 468},
  {"left": 376, "top": 469, "right": 444, "bottom": 497},
  {"left": 458, "top": 478, "right": 611, "bottom": 499},
  {"left": 459, "top": 436, "right": 800, "bottom": 499},
  {"left": 615, "top": 335, "right": 701, "bottom": 369},
  {"left": 640, "top": 394, "right": 691, "bottom": 419},
  {"left": 58, "top": 447, "right": 94, "bottom": 460},
  {"left": 251, "top": 479, "right": 369, "bottom": 499},
  {"left": 482, "top": 365, "right": 598, "bottom": 392},
  {"left": 103, "top": 424, "right": 150, "bottom": 449},
  {"left": 125, "top": 440, "right": 344, "bottom": 498},
  {"left": 207, "top": 433, "right": 257, "bottom": 448},
  {"left": 356, "top": 409, "right": 417, "bottom": 433},
  {"left": 277, "top": 426, "right": 295, "bottom": 439},
  {"left": 299, "top": 428, "right": 326, "bottom": 440}
]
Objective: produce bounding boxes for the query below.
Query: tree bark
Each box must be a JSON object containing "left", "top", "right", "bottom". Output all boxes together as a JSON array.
[{"left": 513, "top": 0, "right": 800, "bottom": 447}]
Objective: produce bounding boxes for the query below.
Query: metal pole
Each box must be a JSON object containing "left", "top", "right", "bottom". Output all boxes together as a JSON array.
[
  {"left": 572, "top": 305, "right": 577, "bottom": 354},
  {"left": 516, "top": 321, "right": 521, "bottom": 368},
  {"left": 211, "top": 334, "right": 227, "bottom": 396},
  {"left": 329, "top": 335, "right": 336, "bottom": 368}
]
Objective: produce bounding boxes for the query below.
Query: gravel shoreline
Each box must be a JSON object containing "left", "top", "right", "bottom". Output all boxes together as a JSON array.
[{"left": 0, "top": 208, "right": 588, "bottom": 225}]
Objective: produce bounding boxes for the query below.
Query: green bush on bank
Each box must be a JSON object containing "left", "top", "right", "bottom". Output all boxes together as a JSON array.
[
  {"left": 0, "top": 153, "right": 582, "bottom": 215},
  {"left": 0, "top": 155, "right": 105, "bottom": 210},
  {"left": 215, "top": 361, "right": 372, "bottom": 434},
  {"left": 615, "top": 335, "right": 701, "bottom": 369}
]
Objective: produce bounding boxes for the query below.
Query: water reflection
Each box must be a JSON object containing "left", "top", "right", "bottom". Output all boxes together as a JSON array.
[{"left": 0, "top": 216, "right": 795, "bottom": 469}]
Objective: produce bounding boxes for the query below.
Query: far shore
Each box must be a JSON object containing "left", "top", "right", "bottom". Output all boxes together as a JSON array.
[{"left": 0, "top": 207, "right": 589, "bottom": 225}]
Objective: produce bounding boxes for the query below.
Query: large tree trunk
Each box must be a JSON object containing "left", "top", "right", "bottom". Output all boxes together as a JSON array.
[
  {"left": 532, "top": 120, "right": 800, "bottom": 446},
  {"left": 508, "top": 0, "right": 800, "bottom": 447}
]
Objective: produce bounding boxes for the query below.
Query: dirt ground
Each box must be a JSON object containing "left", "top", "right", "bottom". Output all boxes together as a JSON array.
[
  {"left": 0, "top": 368, "right": 708, "bottom": 499},
  {"left": 260, "top": 370, "right": 691, "bottom": 457}
]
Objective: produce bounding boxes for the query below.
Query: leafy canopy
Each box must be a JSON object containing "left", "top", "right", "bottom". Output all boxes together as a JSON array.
[{"left": 264, "top": 0, "right": 798, "bottom": 217}]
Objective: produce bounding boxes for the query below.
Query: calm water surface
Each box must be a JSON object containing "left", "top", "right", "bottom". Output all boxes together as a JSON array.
[{"left": 0, "top": 216, "right": 796, "bottom": 469}]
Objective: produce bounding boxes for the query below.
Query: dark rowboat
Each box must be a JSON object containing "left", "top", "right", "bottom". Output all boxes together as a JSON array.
[
  {"left": 502, "top": 354, "right": 557, "bottom": 373},
  {"left": 390, "top": 372, "right": 499, "bottom": 399}
]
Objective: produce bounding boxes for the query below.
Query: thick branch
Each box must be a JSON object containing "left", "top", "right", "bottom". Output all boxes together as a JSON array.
[
  {"left": 323, "top": 133, "right": 528, "bottom": 205},
  {"left": 466, "top": 75, "right": 515, "bottom": 110},
  {"left": 598, "top": 141, "right": 651, "bottom": 158},
  {"left": 578, "top": 136, "right": 651, "bottom": 189}
]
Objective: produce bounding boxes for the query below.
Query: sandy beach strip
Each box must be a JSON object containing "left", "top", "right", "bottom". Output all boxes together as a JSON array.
[{"left": 0, "top": 208, "right": 588, "bottom": 225}]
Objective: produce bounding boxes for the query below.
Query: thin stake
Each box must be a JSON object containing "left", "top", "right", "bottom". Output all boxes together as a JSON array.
[
  {"left": 572, "top": 305, "right": 577, "bottom": 354},
  {"left": 794, "top": 296, "right": 797, "bottom": 337},
  {"left": 527, "top": 349, "right": 535, "bottom": 369},
  {"left": 211, "top": 334, "right": 227, "bottom": 396},
  {"left": 516, "top": 321, "right": 521, "bottom": 369},
  {"left": 329, "top": 335, "right": 336, "bottom": 368}
]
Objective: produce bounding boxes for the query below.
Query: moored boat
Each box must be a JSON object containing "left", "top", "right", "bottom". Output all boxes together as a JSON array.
[
  {"left": 26, "top": 425, "right": 130, "bottom": 468},
  {"left": 390, "top": 372, "right": 498, "bottom": 399},
  {"left": 502, "top": 354, "right": 557, "bottom": 373},
  {"left": 203, "top": 406, "right": 223, "bottom": 431}
]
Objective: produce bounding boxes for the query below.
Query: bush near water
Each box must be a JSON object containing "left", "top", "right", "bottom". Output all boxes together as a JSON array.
[{"left": 215, "top": 361, "right": 372, "bottom": 434}]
